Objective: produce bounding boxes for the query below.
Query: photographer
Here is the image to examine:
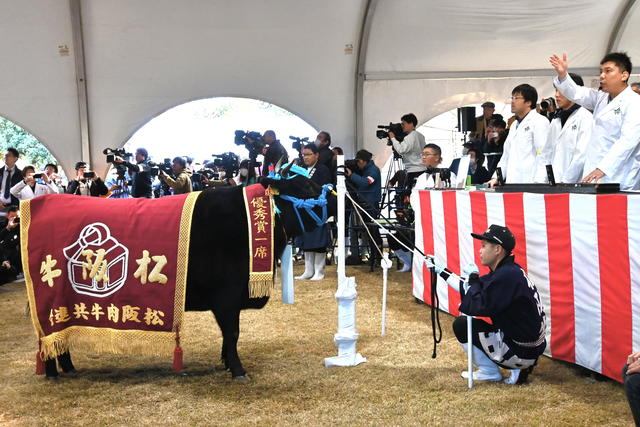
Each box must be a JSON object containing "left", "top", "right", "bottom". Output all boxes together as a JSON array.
[
  {"left": 66, "top": 162, "right": 108, "bottom": 197},
  {"left": 261, "top": 130, "right": 288, "bottom": 176},
  {"left": 482, "top": 117, "right": 507, "bottom": 176},
  {"left": 0, "top": 206, "right": 21, "bottom": 283},
  {"left": 44, "top": 163, "right": 64, "bottom": 193},
  {"left": 10, "top": 165, "right": 58, "bottom": 201},
  {"left": 159, "top": 156, "right": 193, "bottom": 195},
  {"left": 114, "top": 147, "right": 153, "bottom": 198},
  {"left": 345, "top": 149, "right": 382, "bottom": 265},
  {"left": 389, "top": 113, "right": 427, "bottom": 187},
  {"left": 237, "top": 159, "right": 257, "bottom": 187}
]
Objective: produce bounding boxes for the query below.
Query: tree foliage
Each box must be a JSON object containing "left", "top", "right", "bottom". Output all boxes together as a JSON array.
[{"left": 0, "top": 117, "right": 57, "bottom": 168}]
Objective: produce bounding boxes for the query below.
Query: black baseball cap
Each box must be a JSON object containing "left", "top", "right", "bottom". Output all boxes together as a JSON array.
[{"left": 471, "top": 224, "right": 515, "bottom": 253}]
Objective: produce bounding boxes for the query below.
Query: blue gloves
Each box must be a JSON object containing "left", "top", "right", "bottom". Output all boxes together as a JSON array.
[{"left": 463, "top": 263, "right": 480, "bottom": 277}]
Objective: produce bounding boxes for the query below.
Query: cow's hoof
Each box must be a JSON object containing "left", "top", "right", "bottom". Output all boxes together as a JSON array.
[{"left": 232, "top": 374, "right": 251, "bottom": 382}]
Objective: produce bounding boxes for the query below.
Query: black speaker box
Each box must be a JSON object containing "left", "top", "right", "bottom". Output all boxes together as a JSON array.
[{"left": 457, "top": 107, "right": 476, "bottom": 132}]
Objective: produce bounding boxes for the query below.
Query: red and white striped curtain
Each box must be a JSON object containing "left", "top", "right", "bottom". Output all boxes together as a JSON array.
[{"left": 410, "top": 189, "right": 640, "bottom": 381}]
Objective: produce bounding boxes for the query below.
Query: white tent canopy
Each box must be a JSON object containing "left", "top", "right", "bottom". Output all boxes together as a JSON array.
[{"left": 0, "top": 0, "right": 638, "bottom": 174}]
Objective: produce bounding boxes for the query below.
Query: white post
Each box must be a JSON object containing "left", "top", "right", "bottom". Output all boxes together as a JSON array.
[
  {"left": 380, "top": 253, "right": 391, "bottom": 336},
  {"left": 467, "top": 314, "right": 473, "bottom": 388},
  {"left": 324, "top": 155, "right": 366, "bottom": 367}
]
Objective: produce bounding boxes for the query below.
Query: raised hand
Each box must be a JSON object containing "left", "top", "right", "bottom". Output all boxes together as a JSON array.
[{"left": 549, "top": 53, "right": 568, "bottom": 79}]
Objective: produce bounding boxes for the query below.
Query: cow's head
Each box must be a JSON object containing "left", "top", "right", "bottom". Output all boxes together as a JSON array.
[{"left": 259, "top": 164, "right": 337, "bottom": 237}]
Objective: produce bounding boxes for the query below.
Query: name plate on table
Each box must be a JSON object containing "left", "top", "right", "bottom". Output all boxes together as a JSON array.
[{"left": 493, "top": 183, "right": 620, "bottom": 194}]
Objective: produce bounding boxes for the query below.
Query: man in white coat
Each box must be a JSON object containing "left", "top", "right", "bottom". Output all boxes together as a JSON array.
[
  {"left": 550, "top": 52, "right": 640, "bottom": 190},
  {"left": 488, "top": 84, "right": 550, "bottom": 187},
  {"left": 547, "top": 73, "right": 593, "bottom": 183}
]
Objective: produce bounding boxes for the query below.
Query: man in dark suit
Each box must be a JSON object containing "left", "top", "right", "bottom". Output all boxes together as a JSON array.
[{"left": 0, "top": 148, "right": 23, "bottom": 216}]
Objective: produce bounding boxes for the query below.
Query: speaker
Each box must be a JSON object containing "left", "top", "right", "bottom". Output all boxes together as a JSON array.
[{"left": 457, "top": 107, "right": 476, "bottom": 132}]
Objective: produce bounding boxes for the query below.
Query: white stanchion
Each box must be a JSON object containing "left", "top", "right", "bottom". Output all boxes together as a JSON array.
[
  {"left": 280, "top": 244, "right": 294, "bottom": 304},
  {"left": 467, "top": 314, "right": 473, "bottom": 389},
  {"left": 324, "top": 155, "right": 366, "bottom": 367},
  {"left": 380, "top": 253, "right": 391, "bottom": 336}
]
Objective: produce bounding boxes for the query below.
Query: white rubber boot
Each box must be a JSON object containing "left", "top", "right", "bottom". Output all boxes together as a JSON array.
[
  {"left": 295, "top": 252, "right": 314, "bottom": 280},
  {"left": 503, "top": 369, "right": 521, "bottom": 385},
  {"left": 459, "top": 343, "right": 502, "bottom": 381},
  {"left": 310, "top": 252, "right": 326, "bottom": 281},
  {"left": 396, "top": 249, "right": 412, "bottom": 272}
]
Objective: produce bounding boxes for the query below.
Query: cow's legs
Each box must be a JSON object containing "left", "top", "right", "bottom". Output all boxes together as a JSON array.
[
  {"left": 212, "top": 308, "right": 247, "bottom": 379},
  {"left": 57, "top": 351, "right": 76, "bottom": 373},
  {"left": 44, "top": 358, "right": 58, "bottom": 379}
]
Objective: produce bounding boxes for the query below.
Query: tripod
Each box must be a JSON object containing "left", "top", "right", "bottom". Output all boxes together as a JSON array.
[{"left": 380, "top": 148, "right": 405, "bottom": 218}]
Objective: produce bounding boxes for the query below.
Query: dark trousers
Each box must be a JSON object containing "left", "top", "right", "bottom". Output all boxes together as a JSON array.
[{"left": 623, "top": 365, "right": 640, "bottom": 426}]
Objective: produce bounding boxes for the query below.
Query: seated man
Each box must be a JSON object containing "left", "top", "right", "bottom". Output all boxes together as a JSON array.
[
  {"left": 431, "top": 225, "right": 546, "bottom": 384},
  {"left": 414, "top": 143, "right": 457, "bottom": 189},
  {"left": 623, "top": 351, "right": 640, "bottom": 425}
]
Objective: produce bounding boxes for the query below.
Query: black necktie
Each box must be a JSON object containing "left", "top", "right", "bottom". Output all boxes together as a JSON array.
[{"left": 3, "top": 170, "right": 11, "bottom": 199}]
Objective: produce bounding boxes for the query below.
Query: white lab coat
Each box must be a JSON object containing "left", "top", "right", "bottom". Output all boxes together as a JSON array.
[
  {"left": 547, "top": 107, "right": 593, "bottom": 183},
  {"left": 495, "top": 110, "right": 550, "bottom": 183},
  {"left": 10, "top": 180, "right": 58, "bottom": 201},
  {"left": 554, "top": 76, "right": 640, "bottom": 190}
]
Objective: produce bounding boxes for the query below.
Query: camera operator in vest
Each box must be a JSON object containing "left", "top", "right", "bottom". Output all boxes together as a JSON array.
[
  {"left": 261, "top": 130, "right": 288, "bottom": 177},
  {"left": 430, "top": 225, "right": 546, "bottom": 385},
  {"left": 388, "top": 113, "right": 427, "bottom": 187},
  {"left": 114, "top": 147, "right": 153, "bottom": 198}
]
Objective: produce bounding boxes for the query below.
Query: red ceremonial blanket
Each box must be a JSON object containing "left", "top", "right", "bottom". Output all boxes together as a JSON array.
[{"left": 21, "top": 192, "right": 199, "bottom": 360}]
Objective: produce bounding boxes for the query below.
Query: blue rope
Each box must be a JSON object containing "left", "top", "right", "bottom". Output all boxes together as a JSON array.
[{"left": 277, "top": 184, "right": 333, "bottom": 232}]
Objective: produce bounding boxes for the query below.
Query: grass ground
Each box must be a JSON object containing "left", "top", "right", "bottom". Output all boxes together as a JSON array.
[{"left": 0, "top": 264, "right": 632, "bottom": 426}]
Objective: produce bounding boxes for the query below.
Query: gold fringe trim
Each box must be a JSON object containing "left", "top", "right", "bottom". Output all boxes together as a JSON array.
[
  {"left": 248, "top": 271, "right": 274, "bottom": 298},
  {"left": 174, "top": 191, "right": 200, "bottom": 332},
  {"left": 39, "top": 326, "right": 176, "bottom": 360}
]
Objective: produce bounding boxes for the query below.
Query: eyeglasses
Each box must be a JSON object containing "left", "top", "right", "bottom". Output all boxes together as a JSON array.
[
  {"left": 302, "top": 153, "right": 314, "bottom": 157},
  {"left": 509, "top": 96, "right": 524, "bottom": 101},
  {"left": 421, "top": 153, "right": 438, "bottom": 158}
]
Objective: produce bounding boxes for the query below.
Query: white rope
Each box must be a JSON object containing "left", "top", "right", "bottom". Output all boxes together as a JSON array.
[{"left": 344, "top": 192, "right": 415, "bottom": 255}]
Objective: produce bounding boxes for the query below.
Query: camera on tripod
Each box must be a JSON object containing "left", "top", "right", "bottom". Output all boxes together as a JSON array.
[
  {"left": 103, "top": 147, "right": 132, "bottom": 163},
  {"left": 376, "top": 122, "right": 406, "bottom": 145},
  {"left": 235, "top": 130, "right": 265, "bottom": 160}
]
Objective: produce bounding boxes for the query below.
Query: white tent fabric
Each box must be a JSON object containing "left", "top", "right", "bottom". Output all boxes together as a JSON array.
[{"left": 0, "top": 0, "right": 638, "bottom": 174}]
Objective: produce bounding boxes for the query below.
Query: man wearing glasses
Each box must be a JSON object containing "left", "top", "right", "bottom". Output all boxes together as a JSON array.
[
  {"left": 414, "top": 143, "right": 457, "bottom": 189},
  {"left": 487, "top": 84, "right": 550, "bottom": 187}
]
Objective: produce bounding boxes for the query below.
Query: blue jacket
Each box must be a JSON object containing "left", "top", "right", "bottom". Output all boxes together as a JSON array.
[{"left": 348, "top": 161, "right": 381, "bottom": 212}]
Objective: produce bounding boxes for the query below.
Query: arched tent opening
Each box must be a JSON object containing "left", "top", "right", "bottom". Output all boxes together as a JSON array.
[
  {"left": 0, "top": 116, "right": 64, "bottom": 176},
  {"left": 113, "top": 97, "right": 319, "bottom": 177}
]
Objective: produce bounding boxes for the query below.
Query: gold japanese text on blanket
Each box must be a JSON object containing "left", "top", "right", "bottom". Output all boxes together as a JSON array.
[
  {"left": 243, "top": 184, "right": 275, "bottom": 298},
  {"left": 21, "top": 192, "right": 199, "bottom": 359}
]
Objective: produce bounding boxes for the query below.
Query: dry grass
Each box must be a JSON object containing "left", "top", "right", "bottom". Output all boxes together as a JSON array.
[{"left": 0, "top": 264, "right": 632, "bottom": 426}]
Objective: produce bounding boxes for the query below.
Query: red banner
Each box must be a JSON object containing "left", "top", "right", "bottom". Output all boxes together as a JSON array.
[
  {"left": 243, "top": 184, "right": 275, "bottom": 298},
  {"left": 21, "top": 192, "right": 199, "bottom": 359}
]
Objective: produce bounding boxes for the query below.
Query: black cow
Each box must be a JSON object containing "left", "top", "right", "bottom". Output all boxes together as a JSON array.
[{"left": 44, "top": 167, "right": 336, "bottom": 381}]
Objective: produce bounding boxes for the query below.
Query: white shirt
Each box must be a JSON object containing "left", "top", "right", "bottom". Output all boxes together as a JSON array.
[
  {"left": 391, "top": 130, "right": 427, "bottom": 173},
  {"left": 414, "top": 170, "right": 458, "bottom": 189},
  {"left": 547, "top": 107, "right": 593, "bottom": 183},
  {"left": 10, "top": 179, "right": 58, "bottom": 201},
  {"left": 495, "top": 110, "right": 550, "bottom": 183},
  {"left": 554, "top": 76, "right": 640, "bottom": 190}
]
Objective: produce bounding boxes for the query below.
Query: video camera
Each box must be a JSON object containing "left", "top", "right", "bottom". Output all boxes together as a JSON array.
[
  {"left": 103, "top": 147, "right": 132, "bottom": 163},
  {"left": 376, "top": 122, "right": 406, "bottom": 145},
  {"left": 212, "top": 152, "right": 240, "bottom": 178},
  {"left": 148, "top": 158, "right": 173, "bottom": 177},
  {"left": 290, "top": 135, "right": 309, "bottom": 153},
  {"left": 235, "top": 130, "right": 265, "bottom": 159},
  {"left": 344, "top": 159, "right": 360, "bottom": 175}
]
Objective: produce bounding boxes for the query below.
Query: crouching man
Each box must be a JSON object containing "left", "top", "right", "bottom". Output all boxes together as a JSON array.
[{"left": 432, "top": 225, "right": 546, "bottom": 384}]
